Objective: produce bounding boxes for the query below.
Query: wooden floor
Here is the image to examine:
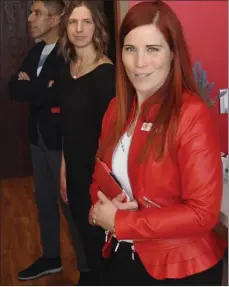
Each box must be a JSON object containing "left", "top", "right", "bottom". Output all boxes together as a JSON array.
[
  {"left": 0, "top": 177, "right": 79, "bottom": 286},
  {"left": 1, "top": 177, "right": 228, "bottom": 286}
]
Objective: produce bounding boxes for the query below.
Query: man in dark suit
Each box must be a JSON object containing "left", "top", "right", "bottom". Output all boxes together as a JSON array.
[{"left": 8, "top": 0, "right": 88, "bottom": 281}]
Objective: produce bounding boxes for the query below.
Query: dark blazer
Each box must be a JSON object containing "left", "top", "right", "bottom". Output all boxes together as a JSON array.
[{"left": 8, "top": 41, "right": 64, "bottom": 150}]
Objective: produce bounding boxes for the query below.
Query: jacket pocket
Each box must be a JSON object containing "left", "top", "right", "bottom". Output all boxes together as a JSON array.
[{"left": 142, "top": 195, "right": 162, "bottom": 209}]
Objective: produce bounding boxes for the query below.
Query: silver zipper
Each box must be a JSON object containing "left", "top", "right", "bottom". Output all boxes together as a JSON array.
[
  {"left": 114, "top": 241, "right": 120, "bottom": 252},
  {"left": 105, "top": 230, "right": 109, "bottom": 242},
  {"left": 131, "top": 244, "right": 135, "bottom": 260},
  {"left": 143, "top": 196, "right": 161, "bottom": 208}
]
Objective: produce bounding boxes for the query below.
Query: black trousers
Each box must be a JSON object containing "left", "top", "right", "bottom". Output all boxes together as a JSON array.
[
  {"left": 68, "top": 188, "right": 106, "bottom": 285},
  {"left": 106, "top": 240, "right": 223, "bottom": 286}
]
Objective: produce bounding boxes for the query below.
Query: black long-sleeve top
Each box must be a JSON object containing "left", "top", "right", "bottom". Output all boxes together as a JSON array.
[{"left": 57, "top": 63, "right": 115, "bottom": 197}]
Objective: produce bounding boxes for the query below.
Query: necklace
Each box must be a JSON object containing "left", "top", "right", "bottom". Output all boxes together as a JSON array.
[
  {"left": 71, "top": 57, "right": 93, "bottom": 79},
  {"left": 120, "top": 133, "right": 133, "bottom": 154},
  {"left": 120, "top": 138, "right": 125, "bottom": 153}
]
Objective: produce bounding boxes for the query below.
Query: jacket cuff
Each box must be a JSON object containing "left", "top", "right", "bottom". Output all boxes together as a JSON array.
[{"left": 115, "top": 209, "right": 139, "bottom": 240}]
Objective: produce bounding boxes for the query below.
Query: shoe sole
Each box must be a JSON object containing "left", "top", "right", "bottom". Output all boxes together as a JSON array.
[{"left": 18, "top": 266, "right": 63, "bottom": 281}]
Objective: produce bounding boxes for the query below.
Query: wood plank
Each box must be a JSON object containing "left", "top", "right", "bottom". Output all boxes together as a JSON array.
[
  {"left": 0, "top": 177, "right": 79, "bottom": 285},
  {"left": 0, "top": 0, "right": 33, "bottom": 178}
]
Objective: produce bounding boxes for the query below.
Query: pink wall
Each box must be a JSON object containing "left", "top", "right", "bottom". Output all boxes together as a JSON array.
[{"left": 129, "top": 1, "right": 228, "bottom": 153}]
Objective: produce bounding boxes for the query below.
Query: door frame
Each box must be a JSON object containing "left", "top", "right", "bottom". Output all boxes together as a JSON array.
[{"left": 115, "top": 1, "right": 129, "bottom": 29}]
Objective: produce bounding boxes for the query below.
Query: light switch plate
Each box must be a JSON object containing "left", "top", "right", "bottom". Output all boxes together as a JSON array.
[{"left": 219, "top": 89, "right": 228, "bottom": 114}]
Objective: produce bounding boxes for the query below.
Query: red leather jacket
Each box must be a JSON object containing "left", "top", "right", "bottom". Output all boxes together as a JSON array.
[{"left": 90, "top": 92, "right": 226, "bottom": 279}]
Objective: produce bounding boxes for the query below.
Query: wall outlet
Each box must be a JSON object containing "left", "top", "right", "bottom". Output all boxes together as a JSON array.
[{"left": 219, "top": 89, "right": 228, "bottom": 114}]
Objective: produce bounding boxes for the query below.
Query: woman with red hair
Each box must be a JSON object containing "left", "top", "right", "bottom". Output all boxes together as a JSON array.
[{"left": 90, "top": 1, "right": 226, "bottom": 285}]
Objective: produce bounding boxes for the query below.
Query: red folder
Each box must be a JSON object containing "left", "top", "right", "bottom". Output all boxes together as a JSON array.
[
  {"left": 96, "top": 158, "right": 129, "bottom": 200},
  {"left": 96, "top": 158, "right": 130, "bottom": 259}
]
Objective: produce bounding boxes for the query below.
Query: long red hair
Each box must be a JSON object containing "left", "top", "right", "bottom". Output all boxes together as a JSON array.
[{"left": 99, "top": 1, "right": 200, "bottom": 161}]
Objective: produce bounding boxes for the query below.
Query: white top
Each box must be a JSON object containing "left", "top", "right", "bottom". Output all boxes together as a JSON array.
[
  {"left": 37, "top": 43, "right": 56, "bottom": 77},
  {"left": 112, "top": 132, "right": 134, "bottom": 243},
  {"left": 112, "top": 132, "right": 134, "bottom": 201}
]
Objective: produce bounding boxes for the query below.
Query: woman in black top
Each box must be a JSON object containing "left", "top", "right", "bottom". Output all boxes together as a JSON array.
[{"left": 54, "top": 1, "right": 115, "bottom": 285}]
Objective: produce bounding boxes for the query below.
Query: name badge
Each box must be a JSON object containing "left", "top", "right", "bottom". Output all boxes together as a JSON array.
[{"left": 141, "top": 122, "right": 153, "bottom": 132}]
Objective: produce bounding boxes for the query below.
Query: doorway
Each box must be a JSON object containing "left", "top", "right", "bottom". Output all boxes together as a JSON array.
[{"left": 103, "top": 0, "right": 116, "bottom": 63}]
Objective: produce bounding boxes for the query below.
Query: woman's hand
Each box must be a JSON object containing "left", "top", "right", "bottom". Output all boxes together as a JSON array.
[
  {"left": 60, "top": 155, "right": 68, "bottom": 204},
  {"left": 91, "top": 191, "right": 118, "bottom": 232},
  {"left": 112, "top": 192, "right": 138, "bottom": 210}
]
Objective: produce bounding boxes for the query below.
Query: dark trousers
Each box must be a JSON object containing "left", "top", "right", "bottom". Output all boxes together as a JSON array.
[
  {"left": 30, "top": 132, "right": 88, "bottom": 270},
  {"left": 60, "top": 200, "right": 89, "bottom": 272},
  {"left": 67, "top": 187, "right": 106, "bottom": 285},
  {"left": 106, "top": 241, "right": 223, "bottom": 286}
]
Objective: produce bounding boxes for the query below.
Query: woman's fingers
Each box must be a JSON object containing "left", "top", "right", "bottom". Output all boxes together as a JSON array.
[
  {"left": 112, "top": 192, "right": 126, "bottom": 206},
  {"left": 115, "top": 200, "right": 138, "bottom": 210}
]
